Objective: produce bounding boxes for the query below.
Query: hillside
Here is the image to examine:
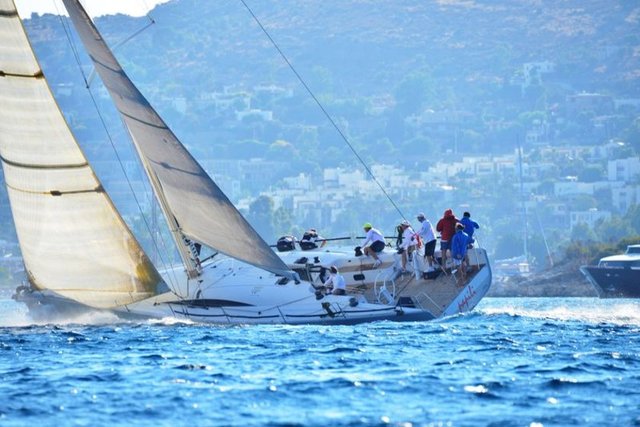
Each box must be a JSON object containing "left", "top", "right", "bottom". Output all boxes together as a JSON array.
[{"left": 20, "top": 0, "right": 640, "bottom": 164}]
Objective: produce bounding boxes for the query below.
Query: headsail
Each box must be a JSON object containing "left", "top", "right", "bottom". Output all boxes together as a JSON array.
[
  {"left": 62, "top": 0, "right": 294, "bottom": 279},
  {"left": 0, "top": 0, "right": 164, "bottom": 308}
]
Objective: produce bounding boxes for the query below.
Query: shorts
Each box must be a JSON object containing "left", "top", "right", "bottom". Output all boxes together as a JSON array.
[
  {"left": 440, "top": 240, "right": 450, "bottom": 251},
  {"left": 370, "top": 240, "right": 385, "bottom": 253},
  {"left": 424, "top": 239, "right": 436, "bottom": 257}
]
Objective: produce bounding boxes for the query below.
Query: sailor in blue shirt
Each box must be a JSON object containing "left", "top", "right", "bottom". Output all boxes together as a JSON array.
[
  {"left": 451, "top": 223, "right": 470, "bottom": 285},
  {"left": 460, "top": 211, "right": 479, "bottom": 247}
]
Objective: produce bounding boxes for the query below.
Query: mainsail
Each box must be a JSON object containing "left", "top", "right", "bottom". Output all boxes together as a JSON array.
[
  {"left": 62, "top": 0, "right": 294, "bottom": 279},
  {"left": 0, "top": 0, "right": 163, "bottom": 308}
]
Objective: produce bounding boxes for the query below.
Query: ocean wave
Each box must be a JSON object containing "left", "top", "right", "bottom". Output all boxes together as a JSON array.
[
  {"left": 147, "top": 317, "right": 196, "bottom": 326},
  {"left": 478, "top": 298, "right": 640, "bottom": 326}
]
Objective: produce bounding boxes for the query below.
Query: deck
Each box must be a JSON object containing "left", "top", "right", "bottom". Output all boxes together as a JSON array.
[{"left": 348, "top": 248, "right": 489, "bottom": 317}]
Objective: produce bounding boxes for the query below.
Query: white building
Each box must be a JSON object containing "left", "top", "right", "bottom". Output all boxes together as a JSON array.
[
  {"left": 554, "top": 181, "right": 594, "bottom": 197},
  {"left": 589, "top": 141, "right": 627, "bottom": 161},
  {"left": 235, "top": 109, "right": 273, "bottom": 122},
  {"left": 282, "top": 173, "right": 312, "bottom": 191},
  {"left": 608, "top": 157, "right": 640, "bottom": 182},
  {"left": 521, "top": 61, "right": 555, "bottom": 93},
  {"left": 570, "top": 209, "right": 611, "bottom": 231},
  {"left": 611, "top": 185, "right": 640, "bottom": 213},
  {"left": 323, "top": 168, "right": 366, "bottom": 190}
]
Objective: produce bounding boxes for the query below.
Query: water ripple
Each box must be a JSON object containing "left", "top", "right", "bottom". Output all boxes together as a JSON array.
[{"left": 0, "top": 297, "right": 638, "bottom": 426}]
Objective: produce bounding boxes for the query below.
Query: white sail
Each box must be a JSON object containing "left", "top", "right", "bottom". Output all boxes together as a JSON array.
[
  {"left": 0, "top": 0, "right": 163, "bottom": 308},
  {"left": 62, "top": 0, "right": 294, "bottom": 279}
]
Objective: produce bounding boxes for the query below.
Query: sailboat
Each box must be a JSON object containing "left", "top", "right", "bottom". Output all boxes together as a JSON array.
[{"left": 1, "top": 0, "right": 491, "bottom": 324}]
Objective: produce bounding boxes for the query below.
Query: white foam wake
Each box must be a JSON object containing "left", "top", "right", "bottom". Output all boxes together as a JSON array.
[{"left": 479, "top": 297, "right": 640, "bottom": 326}]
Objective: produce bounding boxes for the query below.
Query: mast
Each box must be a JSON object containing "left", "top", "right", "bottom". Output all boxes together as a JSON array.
[
  {"left": 534, "top": 208, "right": 553, "bottom": 267},
  {"left": 517, "top": 139, "right": 529, "bottom": 263},
  {"left": 127, "top": 133, "right": 201, "bottom": 278}
]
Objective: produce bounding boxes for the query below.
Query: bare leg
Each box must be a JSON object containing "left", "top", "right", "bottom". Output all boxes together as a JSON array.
[
  {"left": 439, "top": 246, "right": 448, "bottom": 268},
  {"left": 456, "top": 260, "right": 467, "bottom": 286},
  {"left": 364, "top": 247, "right": 380, "bottom": 261}
]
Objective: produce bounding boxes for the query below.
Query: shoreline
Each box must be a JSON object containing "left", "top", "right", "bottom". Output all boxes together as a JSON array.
[{"left": 488, "top": 260, "right": 597, "bottom": 297}]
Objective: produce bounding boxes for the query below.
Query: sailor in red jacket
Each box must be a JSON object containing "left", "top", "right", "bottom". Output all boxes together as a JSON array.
[{"left": 436, "top": 208, "right": 459, "bottom": 268}]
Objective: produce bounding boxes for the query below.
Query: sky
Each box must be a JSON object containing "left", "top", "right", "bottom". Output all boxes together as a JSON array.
[{"left": 15, "top": 0, "right": 172, "bottom": 18}]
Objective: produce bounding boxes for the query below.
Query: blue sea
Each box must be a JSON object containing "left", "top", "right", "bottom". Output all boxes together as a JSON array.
[{"left": 0, "top": 287, "right": 639, "bottom": 427}]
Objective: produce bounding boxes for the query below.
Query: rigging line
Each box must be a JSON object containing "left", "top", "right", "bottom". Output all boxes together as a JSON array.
[
  {"left": 105, "top": 18, "right": 157, "bottom": 56},
  {"left": 54, "top": 2, "right": 183, "bottom": 294},
  {"left": 238, "top": 0, "right": 406, "bottom": 220},
  {"left": 86, "top": 15, "right": 155, "bottom": 87}
]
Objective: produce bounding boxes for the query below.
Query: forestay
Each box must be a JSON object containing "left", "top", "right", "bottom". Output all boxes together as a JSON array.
[
  {"left": 62, "top": 0, "right": 294, "bottom": 279},
  {"left": 0, "top": 0, "right": 163, "bottom": 308}
]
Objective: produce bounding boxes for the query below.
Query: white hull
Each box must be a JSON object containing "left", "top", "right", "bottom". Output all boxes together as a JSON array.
[{"left": 15, "top": 249, "right": 492, "bottom": 325}]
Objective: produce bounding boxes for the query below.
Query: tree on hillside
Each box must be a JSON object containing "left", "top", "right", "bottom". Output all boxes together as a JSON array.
[
  {"left": 564, "top": 235, "right": 640, "bottom": 265},
  {"left": 622, "top": 116, "right": 640, "bottom": 154},
  {"left": 247, "top": 195, "right": 275, "bottom": 242},
  {"left": 494, "top": 233, "right": 524, "bottom": 260},
  {"left": 534, "top": 179, "right": 555, "bottom": 196},
  {"left": 272, "top": 206, "right": 294, "bottom": 241},
  {"left": 459, "top": 129, "right": 485, "bottom": 153},
  {"left": 624, "top": 204, "right": 640, "bottom": 235},
  {"left": 594, "top": 216, "right": 634, "bottom": 243},
  {"left": 529, "top": 234, "right": 554, "bottom": 269},
  {"left": 569, "top": 194, "right": 597, "bottom": 211},
  {"left": 393, "top": 71, "right": 437, "bottom": 116},
  {"left": 487, "top": 122, "right": 524, "bottom": 154},
  {"left": 400, "top": 136, "right": 434, "bottom": 157},
  {"left": 266, "top": 139, "right": 299, "bottom": 162},
  {"left": 517, "top": 110, "right": 546, "bottom": 128},
  {"left": 578, "top": 165, "right": 605, "bottom": 182},
  {"left": 570, "top": 222, "right": 597, "bottom": 243},
  {"left": 230, "top": 139, "right": 268, "bottom": 158}
]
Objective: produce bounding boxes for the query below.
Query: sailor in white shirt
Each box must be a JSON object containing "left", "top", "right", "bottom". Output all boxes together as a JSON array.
[
  {"left": 323, "top": 266, "right": 346, "bottom": 295},
  {"left": 361, "top": 222, "right": 386, "bottom": 268},
  {"left": 416, "top": 213, "right": 437, "bottom": 272},
  {"left": 398, "top": 220, "right": 417, "bottom": 273}
]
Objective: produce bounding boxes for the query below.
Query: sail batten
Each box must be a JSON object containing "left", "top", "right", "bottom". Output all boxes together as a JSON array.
[
  {"left": 0, "top": 0, "right": 165, "bottom": 309},
  {"left": 0, "top": 157, "right": 88, "bottom": 170},
  {"left": 62, "top": 0, "right": 294, "bottom": 279},
  {"left": 0, "top": 71, "right": 43, "bottom": 78}
]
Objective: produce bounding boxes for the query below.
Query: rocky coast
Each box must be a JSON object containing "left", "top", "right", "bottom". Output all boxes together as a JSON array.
[{"left": 488, "top": 260, "right": 597, "bottom": 297}]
